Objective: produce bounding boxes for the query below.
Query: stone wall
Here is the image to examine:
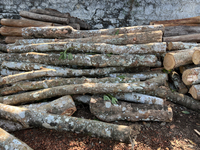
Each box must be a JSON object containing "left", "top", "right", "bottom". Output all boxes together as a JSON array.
[{"left": 0, "top": 0, "right": 200, "bottom": 29}]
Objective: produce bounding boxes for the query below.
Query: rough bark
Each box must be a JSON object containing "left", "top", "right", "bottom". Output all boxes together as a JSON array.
[
  {"left": 192, "top": 49, "right": 200, "bottom": 64},
  {"left": 0, "top": 76, "right": 166, "bottom": 105},
  {"left": 0, "top": 119, "right": 25, "bottom": 132},
  {"left": 1, "top": 77, "right": 140, "bottom": 95},
  {"left": 182, "top": 67, "right": 200, "bottom": 85},
  {"left": 169, "top": 71, "right": 188, "bottom": 94},
  {"left": 163, "top": 47, "right": 198, "bottom": 70},
  {"left": 89, "top": 96, "right": 172, "bottom": 122},
  {"left": 163, "top": 34, "right": 200, "bottom": 42},
  {"left": 0, "top": 44, "right": 7, "bottom": 52},
  {"left": 167, "top": 42, "right": 199, "bottom": 50},
  {"left": 14, "top": 39, "right": 56, "bottom": 45},
  {"left": 20, "top": 11, "right": 69, "bottom": 24},
  {"left": 7, "top": 42, "right": 166, "bottom": 54},
  {"left": 1, "top": 19, "right": 53, "bottom": 27},
  {"left": 0, "top": 127, "right": 33, "bottom": 150},
  {"left": 0, "top": 69, "right": 24, "bottom": 76},
  {"left": 5, "top": 36, "right": 23, "bottom": 44},
  {"left": 0, "top": 103, "right": 132, "bottom": 143},
  {"left": 0, "top": 26, "right": 23, "bottom": 36},
  {"left": 189, "top": 85, "right": 200, "bottom": 100}
]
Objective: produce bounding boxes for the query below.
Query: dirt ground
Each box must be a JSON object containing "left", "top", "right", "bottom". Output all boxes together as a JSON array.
[{"left": 11, "top": 100, "right": 200, "bottom": 150}]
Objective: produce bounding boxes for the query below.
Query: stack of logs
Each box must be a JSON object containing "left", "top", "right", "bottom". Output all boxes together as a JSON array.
[{"left": 0, "top": 8, "right": 90, "bottom": 44}]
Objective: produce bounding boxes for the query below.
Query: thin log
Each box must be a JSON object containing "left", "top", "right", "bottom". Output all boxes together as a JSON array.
[
  {"left": 189, "top": 85, "right": 200, "bottom": 100},
  {"left": 192, "top": 49, "right": 200, "bottom": 64},
  {"left": 0, "top": 127, "right": 33, "bottom": 150},
  {"left": 1, "top": 19, "right": 53, "bottom": 27},
  {"left": 1, "top": 69, "right": 24, "bottom": 76},
  {"left": 154, "top": 23, "right": 200, "bottom": 27},
  {"left": 5, "top": 36, "right": 23, "bottom": 44},
  {"left": 89, "top": 96, "right": 172, "bottom": 122},
  {"left": 14, "top": 39, "right": 56, "bottom": 45},
  {"left": 167, "top": 42, "right": 199, "bottom": 50},
  {"left": 163, "top": 34, "right": 200, "bottom": 42},
  {"left": 0, "top": 103, "right": 132, "bottom": 143},
  {"left": 179, "top": 64, "right": 200, "bottom": 74},
  {"left": 7, "top": 42, "right": 166, "bottom": 54},
  {"left": 182, "top": 67, "right": 200, "bottom": 85},
  {"left": 0, "top": 75, "right": 166, "bottom": 105},
  {"left": 19, "top": 11, "right": 69, "bottom": 24},
  {"left": 163, "top": 47, "right": 198, "bottom": 70},
  {"left": 22, "top": 25, "right": 164, "bottom": 39},
  {"left": 0, "top": 26, "right": 22, "bottom": 36},
  {"left": 169, "top": 71, "right": 188, "bottom": 94}
]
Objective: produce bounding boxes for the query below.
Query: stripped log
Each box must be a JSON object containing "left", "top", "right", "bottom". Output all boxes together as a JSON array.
[
  {"left": 5, "top": 36, "right": 23, "bottom": 44},
  {"left": 182, "top": 67, "right": 200, "bottom": 85},
  {"left": 192, "top": 49, "right": 200, "bottom": 64},
  {"left": 163, "top": 47, "right": 198, "bottom": 70},
  {"left": 0, "top": 75, "right": 166, "bottom": 105},
  {"left": 0, "top": 127, "right": 33, "bottom": 150},
  {"left": 1, "top": 19, "right": 53, "bottom": 27},
  {"left": 189, "top": 85, "right": 200, "bottom": 100},
  {"left": 0, "top": 26, "right": 22, "bottom": 36},
  {"left": 7, "top": 42, "right": 166, "bottom": 54},
  {"left": 167, "top": 42, "right": 199, "bottom": 50},
  {"left": 90, "top": 96, "right": 172, "bottom": 122},
  {"left": 0, "top": 77, "right": 140, "bottom": 95},
  {"left": 5, "top": 52, "right": 158, "bottom": 68},
  {"left": 163, "top": 34, "right": 200, "bottom": 42},
  {"left": 0, "top": 103, "right": 132, "bottom": 142},
  {"left": 20, "top": 11, "right": 69, "bottom": 24}
]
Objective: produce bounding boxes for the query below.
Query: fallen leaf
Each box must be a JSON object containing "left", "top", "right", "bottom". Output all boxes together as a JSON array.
[{"left": 182, "top": 111, "right": 190, "bottom": 114}]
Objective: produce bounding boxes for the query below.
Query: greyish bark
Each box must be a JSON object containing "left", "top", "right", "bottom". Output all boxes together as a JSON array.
[
  {"left": 0, "top": 119, "right": 25, "bottom": 132},
  {"left": 0, "top": 103, "right": 132, "bottom": 143},
  {"left": 1, "top": 68, "right": 24, "bottom": 76},
  {"left": 7, "top": 42, "right": 166, "bottom": 54},
  {"left": 0, "top": 44, "right": 7, "bottom": 52},
  {"left": 89, "top": 96, "right": 172, "bottom": 122},
  {"left": 167, "top": 42, "right": 199, "bottom": 51},
  {"left": 5, "top": 52, "right": 158, "bottom": 67}
]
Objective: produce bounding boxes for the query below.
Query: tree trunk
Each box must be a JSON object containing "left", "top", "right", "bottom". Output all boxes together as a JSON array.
[
  {"left": 5, "top": 36, "right": 23, "bottom": 44},
  {"left": 0, "top": 75, "right": 166, "bottom": 105},
  {"left": 163, "top": 47, "right": 198, "bottom": 70},
  {"left": 1, "top": 19, "right": 53, "bottom": 27},
  {"left": 189, "top": 85, "right": 200, "bottom": 100},
  {"left": 89, "top": 96, "right": 172, "bottom": 122},
  {"left": 163, "top": 34, "right": 200, "bottom": 42},
  {"left": 7, "top": 41, "right": 166, "bottom": 54},
  {"left": 5, "top": 52, "right": 158, "bottom": 67},
  {"left": 192, "top": 49, "right": 200, "bottom": 64},
  {"left": 167, "top": 42, "right": 199, "bottom": 50},
  {"left": 0, "top": 127, "right": 33, "bottom": 150},
  {"left": 1, "top": 77, "right": 140, "bottom": 95},
  {"left": 182, "top": 67, "right": 200, "bottom": 85},
  {"left": 0, "top": 26, "right": 23, "bottom": 36},
  {"left": 19, "top": 11, "right": 69, "bottom": 24},
  {"left": 0, "top": 103, "right": 132, "bottom": 143}
]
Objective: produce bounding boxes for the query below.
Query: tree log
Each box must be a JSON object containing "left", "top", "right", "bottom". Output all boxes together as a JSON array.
[
  {"left": 0, "top": 127, "right": 33, "bottom": 150},
  {"left": 167, "top": 42, "right": 199, "bottom": 50},
  {"left": 1, "top": 77, "right": 140, "bottom": 95},
  {"left": 0, "top": 44, "right": 7, "bottom": 52},
  {"left": 163, "top": 47, "right": 198, "bottom": 70},
  {"left": 7, "top": 42, "right": 166, "bottom": 54},
  {"left": 20, "top": 11, "right": 69, "bottom": 24},
  {"left": 0, "top": 103, "right": 132, "bottom": 142},
  {"left": 182, "top": 67, "right": 200, "bottom": 85},
  {"left": 189, "top": 85, "right": 200, "bottom": 100},
  {"left": 1, "top": 69, "right": 24, "bottom": 76},
  {"left": 154, "top": 23, "right": 200, "bottom": 27},
  {"left": 0, "top": 75, "right": 166, "bottom": 105},
  {"left": 89, "top": 96, "right": 172, "bottom": 122},
  {"left": 5, "top": 36, "right": 23, "bottom": 44},
  {"left": 1, "top": 19, "right": 53, "bottom": 27},
  {"left": 0, "top": 26, "right": 22, "bottom": 36},
  {"left": 14, "top": 39, "right": 56, "bottom": 45},
  {"left": 5, "top": 52, "right": 158, "bottom": 67},
  {"left": 179, "top": 64, "right": 200, "bottom": 74},
  {"left": 192, "top": 49, "right": 200, "bottom": 65},
  {"left": 163, "top": 34, "right": 200, "bottom": 42},
  {"left": 0, "top": 119, "right": 25, "bottom": 132}
]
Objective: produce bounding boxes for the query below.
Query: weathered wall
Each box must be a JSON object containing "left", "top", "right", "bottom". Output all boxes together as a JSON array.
[{"left": 0, "top": 0, "right": 200, "bottom": 29}]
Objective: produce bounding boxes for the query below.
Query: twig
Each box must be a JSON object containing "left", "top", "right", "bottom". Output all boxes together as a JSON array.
[{"left": 194, "top": 129, "right": 200, "bottom": 136}]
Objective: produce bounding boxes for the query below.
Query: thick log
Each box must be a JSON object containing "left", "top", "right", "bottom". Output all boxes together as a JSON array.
[
  {"left": 164, "top": 26, "right": 200, "bottom": 37},
  {"left": 20, "top": 11, "right": 69, "bottom": 24},
  {"left": 1, "top": 19, "right": 53, "bottom": 27},
  {"left": 179, "top": 64, "right": 200, "bottom": 74},
  {"left": 189, "top": 85, "right": 200, "bottom": 100},
  {"left": 89, "top": 96, "right": 172, "bottom": 122},
  {"left": 30, "top": 9, "right": 70, "bottom": 18},
  {"left": 163, "top": 47, "right": 198, "bottom": 70},
  {"left": 192, "top": 49, "right": 200, "bottom": 64},
  {"left": 163, "top": 34, "right": 200, "bottom": 42},
  {"left": 0, "top": 127, "right": 33, "bottom": 150},
  {"left": 7, "top": 42, "right": 166, "bottom": 54},
  {"left": 182, "top": 67, "right": 200, "bottom": 85},
  {"left": 0, "top": 103, "right": 132, "bottom": 143},
  {"left": 1, "top": 77, "right": 140, "bottom": 95},
  {"left": 167, "top": 42, "right": 199, "bottom": 50},
  {"left": 0, "top": 119, "right": 25, "bottom": 132},
  {"left": 169, "top": 71, "right": 188, "bottom": 94},
  {"left": 5, "top": 36, "right": 23, "bottom": 44},
  {"left": 0, "top": 26, "right": 22, "bottom": 36},
  {"left": 0, "top": 75, "right": 166, "bottom": 105}
]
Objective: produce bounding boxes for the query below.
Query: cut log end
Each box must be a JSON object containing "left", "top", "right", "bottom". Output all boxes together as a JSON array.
[
  {"left": 182, "top": 69, "right": 196, "bottom": 85},
  {"left": 192, "top": 50, "right": 200, "bottom": 65},
  {"left": 163, "top": 53, "right": 175, "bottom": 70},
  {"left": 189, "top": 86, "right": 198, "bottom": 99},
  {"left": 167, "top": 42, "right": 173, "bottom": 50}
]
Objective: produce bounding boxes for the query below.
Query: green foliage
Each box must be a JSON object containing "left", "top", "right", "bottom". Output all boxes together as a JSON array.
[
  {"left": 59, "top": 47, "right": 74, "bottom": 60},
  {"left": 115, "top": 29, "right": 119, "bottom": 35},
  {"left": 181, "top": 111, "right": 190, "bottom": 114},
  {"left": 117, "top": 75, "right": 126, "bottom": 80},
  {"left": 162, "top": 69, "right": 172, "bottom": 74},
  {"left": 106, "top": 53, "right": 112, "bottom": 57},
  {"left": 103, "top": 93, "right": 118, "bottom": 104}
]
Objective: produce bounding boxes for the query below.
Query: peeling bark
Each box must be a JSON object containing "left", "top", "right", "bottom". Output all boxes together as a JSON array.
[
  {"left": 89, "top": 96, "right": 172, "bottom": 122},
  {"left": 182, "top": 67, "right": 200, "bottom": 85},
  {"left": 5, "top": 36, "right": 23, "bottom": 44},
  {"left": 0, "top": 26, "right": 23, "bottom": 36},
  {"left": 167, "top": 42, "right": 199, "bottom": 51}
]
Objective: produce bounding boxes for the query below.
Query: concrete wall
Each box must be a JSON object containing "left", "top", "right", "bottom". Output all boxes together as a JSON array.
[{"left": 0, "top": 0, "right": 200, "bottom": 29}]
